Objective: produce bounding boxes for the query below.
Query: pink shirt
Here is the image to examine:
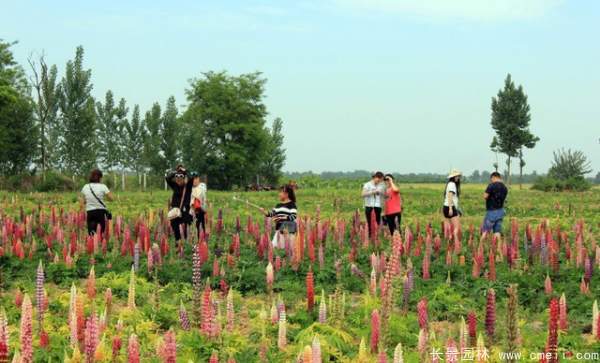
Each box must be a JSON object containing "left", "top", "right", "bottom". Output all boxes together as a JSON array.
[{"left": 385, "top": 188, "right": 402, "bottom": 215}]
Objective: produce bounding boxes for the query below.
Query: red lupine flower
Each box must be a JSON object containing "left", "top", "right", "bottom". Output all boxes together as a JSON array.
[
  {"left": 559, "top": 293, "right": 568, "bottom": 331},
  {"left": 112, "top": 335, "right": 122, "bottom": 360},
  {"left": 546, "top": 298, "right": 559, "bottom": 363},
  {"left": 209, "top": 351, "right": 219, "bottom": 363},
  {"left": 84, "top": 313, "right": 99, "bottom": 363},
  {"left": 370, "top": 309, "right": 380, "bottom": 353},
  {"left": 201, "top": 284, "right": 213, "bottom": 336},
  {"left": 467, "top": 311, "right": 477, "bottom": 346},
  {"left": 306, "top": 267, "right": 315, "bottom": 312}
]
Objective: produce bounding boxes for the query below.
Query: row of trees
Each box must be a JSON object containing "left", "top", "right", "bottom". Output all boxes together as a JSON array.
[{"left": 0, "top": 40, "right": 286, "bottom": 189}]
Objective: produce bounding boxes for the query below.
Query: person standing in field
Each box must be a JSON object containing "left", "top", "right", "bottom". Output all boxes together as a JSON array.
[
  {"left": 383, "top": 173, "right": 402, "bottom": 235},
  {"left": 362, "top": 171, "right": 386, "bottom": 234},
  {"left": 166, "top": 165, "right": 194, "bottom": 243},
  {"left": 81, "top": 169, "right": 113, "bottom": 235},
  {"left": 190, "top": 172, "right": 207, "bottom": 237},
  {"left": 443, "top": 169, "right": 462, "bottom": 240},
  {"left": 481, "top": 171, "right": 508, "bottom": 241},
  {"left": 259, "top": 184, "right": 298, "bottom": 247}
]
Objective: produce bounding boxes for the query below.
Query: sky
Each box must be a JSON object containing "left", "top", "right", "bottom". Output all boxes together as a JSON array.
[{"left": 2, "top": 0, "right": 599, "bottom": 175}]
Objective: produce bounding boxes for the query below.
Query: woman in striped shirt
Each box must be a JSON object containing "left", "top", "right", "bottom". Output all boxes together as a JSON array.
[{"left": 260, "top": 184, "right": 297, "bottom": 233}]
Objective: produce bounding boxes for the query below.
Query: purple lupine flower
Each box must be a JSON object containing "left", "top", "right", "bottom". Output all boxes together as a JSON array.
[{"left": 179, "top": 301, "right": 190, "bottom": 331}]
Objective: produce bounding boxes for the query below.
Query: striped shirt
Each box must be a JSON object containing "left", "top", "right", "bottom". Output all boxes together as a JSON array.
[{"left": 266, "top": 201, "right": 297, "bottom": 230}]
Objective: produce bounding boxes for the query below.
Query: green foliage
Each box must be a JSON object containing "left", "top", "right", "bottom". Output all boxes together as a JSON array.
[
  {"left": 548, "top": 148, "right": 592, "bottom": 181},
  {"left": 57, "top": 46, "right": 97, "bottom": 175},
  {"left": 490, "top": 74, "right": 539, "bottom": 182},
  {"left": 182, "top": 71, "right": 278, "bottom": 190}
]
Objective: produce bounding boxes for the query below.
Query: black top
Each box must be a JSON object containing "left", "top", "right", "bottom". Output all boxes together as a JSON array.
[
  {"left": 166, "top": 172, "right": 193, "bottom": 213},
  {"left": 266, "top": 201, "right": 298, "bottom": 231},
  {"left": 485, "top": 181, "right": 508, "bottom": 210}
]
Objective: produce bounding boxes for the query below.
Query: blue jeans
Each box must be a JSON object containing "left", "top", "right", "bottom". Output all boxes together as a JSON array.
[{"left": 483, "top": 208, "right": 505, "bottom": 234}]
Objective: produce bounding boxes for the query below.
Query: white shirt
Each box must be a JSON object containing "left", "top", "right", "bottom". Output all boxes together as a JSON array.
[
  {"left": 190, "top": 182, "right": 207, "bottom": 208},
  {"left": 363, "top": 180, "right": 386, "bottom": 208},
  {"left": 81, "top": 183, "right": 110, "bottom": 212},
  {"left": 444, "top": 182, "right": 459, "bottom": 207}
]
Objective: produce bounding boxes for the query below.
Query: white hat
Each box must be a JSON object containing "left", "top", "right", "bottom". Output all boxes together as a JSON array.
[{"left": 447, "top": 169, "right": 462, "bottom": 179}]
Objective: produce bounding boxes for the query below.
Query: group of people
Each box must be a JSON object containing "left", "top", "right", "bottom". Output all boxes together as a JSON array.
[
  {"left": 79, "top": 165, "right": 508, "bottom": 245},
  {"left": 361, "top": 169, "right": 508, "bottom": 240}
]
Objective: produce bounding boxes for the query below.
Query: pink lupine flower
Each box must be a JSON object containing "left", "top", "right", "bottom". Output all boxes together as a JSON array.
[
  {"left": 546, "top": 298, "right": 559, "bottom": 363},
  {"left": 306, "top": 267, "right": 315, "bottom": 312},
  {"left": 87, "top": 266, "right": 96, "bottom": 300},
  {"left": 201, "top": 284, "right": 213, "bottom": 336},
  {"left": 226, "top": 289, "right": 235, "bottom": 332},
  {"left": 544, "top": 274, "right": 552, "bottom": 295},
  {"left": 35, "top": 260, "right": 45, "bottom": 326},
  {"left": 312, "top": 336, "right": 322, "bottom": 363},
  {"left": 559, "top": 293, "right": 568, "bottom": 331},
  {"left": 84, "top": 313, "right": 99, "bottom": 363},
  {"left": 318, "top": 290, "right": 327, "bottom": 323},
  {"left": 19, "top": 294, "right": 33, "bottom": 363},
  {"left": 278, "top": 308, "right": 287, "bottom": 349},
  {"left": 127, "top": 334, "right": 140, "bottom": 363},
  {"left": 209, "top": 351, "right": 219, "bottom": 363},
  {"left": 266, "top": 262, "right": 274, "bottom": 292},
  {"left": 485, "top": 289, "right": 496, "bottom": 340},
  {"left": 159, "top": 330, "right": 177, "bottom": 363},
  {"left": 417, "top": 298, "right": 428, "bottom": 331}
]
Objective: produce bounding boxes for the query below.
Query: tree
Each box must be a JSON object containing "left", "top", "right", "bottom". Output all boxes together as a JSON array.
[
  {"left": 490, "top": 136, "right": 499, "bottom": 172},
  {"left": 123, "top": 104, "right": 146, "bottom": 175},
  {"left": 161, "top": 96, "right": 180, "bottom": 168},
  {"left": 183, "top": 71, "right": 270, "bottom": 189},
  {"left": 260, "top": 117, "right": 286, "bottom": 186},
  {"left": 143, "top": 102, "right": 165, "bottom": 175},
  {"left": 57, "top": 46, "right": 96, "bottom": 175},
  {"left": 28, "top": 54, "right": 59, "bottom": 178},
  {"left": 0, "top": 40, "right": 36, "bottom": 175},
  {"left": 470, "top": 170, "right": 481, "bottom": 183},
  {"left": 594, "top": 172, "right": 600, "bottom": 184},
  {"left": 548, "top": 149, "right": 592, "bottom": 181},
  {"left": 96, "top": 91, "right": 119, "bottom": 171},
  {"left": 490, "top": 74, "right": 539, "bottom": 184}
]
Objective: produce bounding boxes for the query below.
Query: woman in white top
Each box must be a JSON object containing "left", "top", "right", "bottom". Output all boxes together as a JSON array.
[
  {"left": 443, "top": 169, "right": 462, "bottom": 241},
  {"left": 189, "top": 172, "right": 207, "bottom": 237},
  {"left": 81, "top": 169, "right": 113, "bottom": 235}
]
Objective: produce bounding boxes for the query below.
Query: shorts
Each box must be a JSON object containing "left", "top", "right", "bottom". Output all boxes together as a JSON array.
[
  {"left": 483, "top": 208, "right": 505, "bottom": 234},
  {"left": 443, "top": 206, "right": 461, "bottom": 219}
]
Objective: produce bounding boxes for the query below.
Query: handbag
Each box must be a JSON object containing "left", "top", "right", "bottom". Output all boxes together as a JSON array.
[
  {"left": 88, "top": 184, "right": 112, "bottom": 220},
  {"left": 168, "top": 186, "right": 187, "bottom": 220}
]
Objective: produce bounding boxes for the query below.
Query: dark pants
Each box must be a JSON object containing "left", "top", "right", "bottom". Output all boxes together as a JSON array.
[
  {"left": 87, "top": 209, "right": 106, "bottom": 235},
  {"left": 195, "top": 208, "right": 206, "bottom": 237},
  {"left": 386, "top": 212, "right": 402, "bottom": 235},
  {"left": 365, "top": 207, "right": 382, "bottom": 234},
  {"left": 170, "top": 215, "right": 190, "bottom": 241}
]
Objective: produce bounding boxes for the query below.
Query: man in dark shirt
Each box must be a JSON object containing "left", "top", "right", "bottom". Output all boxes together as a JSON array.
[{"left": 481, "top": 172, "right": 508, "bottom": 241}]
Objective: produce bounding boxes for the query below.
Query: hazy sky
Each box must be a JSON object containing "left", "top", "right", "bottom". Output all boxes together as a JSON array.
[{"left": 3, "top": 0, "right": 599, "bottom": 175}]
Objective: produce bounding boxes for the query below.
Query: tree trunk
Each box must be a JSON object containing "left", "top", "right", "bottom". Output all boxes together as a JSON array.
[
  {"left": 519, "top": 162, "right": 523, "bottom": 190},
  {"left": 121, "top": 171, "right": 125, "bottom": 191}
]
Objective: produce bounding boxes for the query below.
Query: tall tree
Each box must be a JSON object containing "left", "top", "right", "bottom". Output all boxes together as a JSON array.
[
  {"left": 0, "top": 40, "right": 36, "bottom": 175},
  {"left": 57, "top": 46, "right": 96, "bottom": 175},
  {"left": 490, "top": 74, "right": 539, "bottom": 184},
  {"left": 260, "top": 117, "right": 286, "bottom": 186},
  {"left": 161, "top": 96, "right": 180, "bottom": 168},
  {"left": 183, "top": 71, "right": 270, "bottom": 189},
  {"left": 123, "top": 104, "right": 146, "bottom": 175},
  {"left": 28, "top": 54, "right": 59, "bottom": 178},
  {"left": 143, "top": 102, "right": 165, "bottom": 175},
  {"left": 96, "top": 90, "right": 118, "bottom": 170}
]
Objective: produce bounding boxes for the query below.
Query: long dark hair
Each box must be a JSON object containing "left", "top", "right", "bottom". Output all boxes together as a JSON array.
[
  {"left": 282, "top": 184, "right": 296, "bottom": 203},
  {"left": 445, "top": 176, "right": 461, "bottom": 197}
]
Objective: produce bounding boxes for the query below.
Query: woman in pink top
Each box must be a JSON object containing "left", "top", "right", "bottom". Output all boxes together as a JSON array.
[{"left": 384, "top": 174, "right": 402, "bottom": 235}]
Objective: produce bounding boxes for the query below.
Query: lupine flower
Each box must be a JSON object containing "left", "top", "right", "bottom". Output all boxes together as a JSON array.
[
  {"left": 159, "top": 330, "right": 177, "bottom": 363},
  {"left": 467, "top": 311, "right": 477, "bottom": 347},
  {"left": 417, "top": 328, "right": 427, "bottom": 353},
  {"left": 559, "top": 293, "right": 568, "bottom": 331},
  {"left": 277, "top": 308, "right": 287, "bottom": 349},
  {"left": 87, "top": 266, "right": 96, "bottom": 300},
  {"left": 546, "top": 298, "right": 559, "bottom": 363},
  {"left": 105, "top": 288, "right": 112, "bottom": 318},
  {"left": 312, "top": 336, "right": 322, "bottom": 363},
  {"left": 306, "top": 267, "right": 315, "bottom": 312},
  {"left": 201, "top": 284, "right": 213, "bottom": 336},
  {"left": 84, "top": 313, "right": 99, "bottom": 363},
  {"left": 393, "top": 343, "right": 403, "bottom": 363},
  {"left": 266, "top": 262, "right": 274, "bottom": 292},
  {"left": 112, "top": 334, "right": 122, "bottom": 361},
  {"left": 369, "top": 267, "right": 377, "bottom": 296},
  {"left": 0, "top": 308, "right": 8, "bottom": 363},
  {"left": 318, "top": 290, "right": 327, "bottom": 323},
  {"left": 209, "top": 351, "right": 219, "bottom": 363},
  {"left": 506, "top": 284, "right": 519, "bottom": 359},
  {"left": 127, "top": 265, "right": 136, "bottom": 309},
  {"left": 445, "top": 338, "right": 458, "bottom": 363},
  {"left": 19, "top": 294, "right": 33, "bottom": 363},
  {"left": 544, "top": 274, "right": 552, "bottom": 294},
  {"left": 35, "top": 260, "right": 45, "bottom": 326},
  {"left": 358, "top": 338, "right": 368, "bottom": 361},
  {"left": 485, "top": 288, "right": 496, "bottom": 340},
  {"left": 417, "top": 298, "right": 428, "bottom": 331},
  {"left": 302, "top": 345, "right": 312, "bottom": 363},
  {"left": 370, "top": 309, "right": 380, "bottom": 353},
  {"left": 127, "top": 334, "right": 140, "bottom": 363}
]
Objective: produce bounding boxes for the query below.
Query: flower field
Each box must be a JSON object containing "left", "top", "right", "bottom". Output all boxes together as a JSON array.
[{"left": 0, "top": 184, "right": 599, "bottom": 362}]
